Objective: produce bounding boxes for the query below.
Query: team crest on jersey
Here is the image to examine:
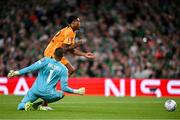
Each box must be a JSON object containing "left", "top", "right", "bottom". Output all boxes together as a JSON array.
[{"left": 68, "top": 38, "right": 73, "bottom": 43}]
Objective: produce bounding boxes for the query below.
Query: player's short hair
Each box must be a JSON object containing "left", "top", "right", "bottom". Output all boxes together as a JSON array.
[
  {"left": 54, "top": 47, "right": 64, "bottom": 58},
  {"left": 67, "top": 15, "right": 78, "bottom": 24}
]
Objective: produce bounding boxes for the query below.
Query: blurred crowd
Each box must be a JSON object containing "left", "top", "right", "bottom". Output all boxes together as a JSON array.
[{"left": 0, "top": 0, "right": 179, "bottom": 78}]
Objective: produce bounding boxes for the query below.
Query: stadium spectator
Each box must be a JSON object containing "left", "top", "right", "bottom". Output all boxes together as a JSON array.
[{"left": 0, "top": 0, "right": 179, "bottom": 78}]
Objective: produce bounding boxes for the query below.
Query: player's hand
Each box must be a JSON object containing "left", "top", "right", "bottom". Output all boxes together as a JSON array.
[
  {"left": 74, "top": 87, "right": 85, "bottom": 95},
  {"left": 77, "top": 87, "right": 85, "bottom": 95},
  {"left": 85, "top": 52, "right": 95, "bottom": 59},
  {"left": 8, "top": 70, "right": 19, "bottom": 78}
]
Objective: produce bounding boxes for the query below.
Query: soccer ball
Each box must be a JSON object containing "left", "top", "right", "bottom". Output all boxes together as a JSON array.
[{"left": 164, "top": 99, "right": 177, "bottom": 112}]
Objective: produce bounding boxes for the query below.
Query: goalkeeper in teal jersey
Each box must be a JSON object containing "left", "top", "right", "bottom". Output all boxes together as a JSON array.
[{"left": 8, "top": 47, "right": 85, "bottom": 111}]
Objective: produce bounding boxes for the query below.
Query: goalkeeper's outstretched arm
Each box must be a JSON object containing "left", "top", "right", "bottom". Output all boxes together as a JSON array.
[
  {"left": 60, "top": 69, "right": 85, "bottom": 95},
  {"left": 8, "top": 58, "right": 48, "bottom": 78}
]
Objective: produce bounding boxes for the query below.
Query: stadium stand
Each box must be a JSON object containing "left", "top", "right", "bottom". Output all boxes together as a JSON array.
[{"left": 0, "top": 0, "right": 179, "bottom": 78}]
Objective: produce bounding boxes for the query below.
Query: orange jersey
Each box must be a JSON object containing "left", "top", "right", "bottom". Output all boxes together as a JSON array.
[{"left": 44, "top": 26, "right": 76, "bottom": 58}]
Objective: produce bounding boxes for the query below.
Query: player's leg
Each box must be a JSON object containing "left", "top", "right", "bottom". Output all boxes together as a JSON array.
[
  {"left": 32, "top": 91, "right": 64, "bottom": 111},
  {"left": 17, "top": 90, "right": 38, "bottom": 110},
  {"left": 61, "top": 57, "right": 75, "bottom": 76},
  {"left": 32, "top": 101, "right": 44, "bottom": 110},
  {"left": 65, "top": 62, "right": 75, "bottom": 76},
  {"left": 43, "top": 91, "right": 64, "bottom": 103},
  {"left": 38, "top": 91, "right": 64, "bottom": 110},
  {"left": 32, "top": 101, "right": 53, "bottom": 110}
]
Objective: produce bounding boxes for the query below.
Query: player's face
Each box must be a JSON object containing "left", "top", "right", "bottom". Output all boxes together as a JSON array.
[{"left": 72, "top": 18, "right": 80, "bottom": 30}]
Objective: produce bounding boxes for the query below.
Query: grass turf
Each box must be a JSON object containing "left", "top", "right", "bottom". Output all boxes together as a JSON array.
[{"left": 0, "top": 95, "right": 179, "bottom": 119}]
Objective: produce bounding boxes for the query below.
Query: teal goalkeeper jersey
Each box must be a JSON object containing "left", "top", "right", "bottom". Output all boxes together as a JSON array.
[{"left": 19, "top": 57, "right": 73, "bottom": 93}]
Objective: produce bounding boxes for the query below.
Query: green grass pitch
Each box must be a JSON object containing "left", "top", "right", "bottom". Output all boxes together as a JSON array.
[{"left": 0, "top": 95, "right": 179, "bottom": 119}]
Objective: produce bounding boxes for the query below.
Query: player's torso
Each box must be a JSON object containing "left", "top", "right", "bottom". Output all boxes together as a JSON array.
[
  {"left": 33, "top": 59, "right": 63, "bottom": 92},
  {"left": 44, "top": 27, "right": 76, "bottom": 57}
]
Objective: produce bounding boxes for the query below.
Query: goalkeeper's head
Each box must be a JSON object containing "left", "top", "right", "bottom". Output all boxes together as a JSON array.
[{"left": 54, "top": 47, "right": 64, "bottom": 61}]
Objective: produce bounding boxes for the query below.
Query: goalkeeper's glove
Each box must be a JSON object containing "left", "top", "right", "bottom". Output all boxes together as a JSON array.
[
  {"left": 73, "top": 87, "right": 85, "bottom": 95},
  {"left": 8, "top": 70, "right": 20, "bottom": 78}
]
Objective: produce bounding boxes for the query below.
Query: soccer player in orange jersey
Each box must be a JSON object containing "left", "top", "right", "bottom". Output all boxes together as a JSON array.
[
  {"left": 43, "top": 16, "right": 94, "bottom": 109},
  {"left": 44, "top": 16, "right": 95, "bottom": 76}
]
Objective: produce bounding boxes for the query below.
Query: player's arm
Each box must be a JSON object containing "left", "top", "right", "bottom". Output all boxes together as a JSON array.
[
  {"left": 61, "top": 44, "right": 77, "bottom": 52},
  {"left": 71, "top": 49, "right": 95, "bottom": 59},
  {"left": 60, "top": 69, "right": 85, "bottom": 95},
  {"left": 63, "top": 36, "right": 94, "bottom": 58},
  {"left": 62, "top": 29, "right": 86, "bottom": 52},
  {"left": 61, "top": 39, "right": 85, "bottom": 52},
  {"left": 8, "top": 58, "right": 48, "bottom": 78},
  {"left": 62, "top": 38, "right": 95, "bottom": 59}
]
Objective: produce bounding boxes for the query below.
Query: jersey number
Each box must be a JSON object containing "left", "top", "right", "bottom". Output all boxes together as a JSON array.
[{"left": 46, "top": 70, "right": 54, "bottom": 84}]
